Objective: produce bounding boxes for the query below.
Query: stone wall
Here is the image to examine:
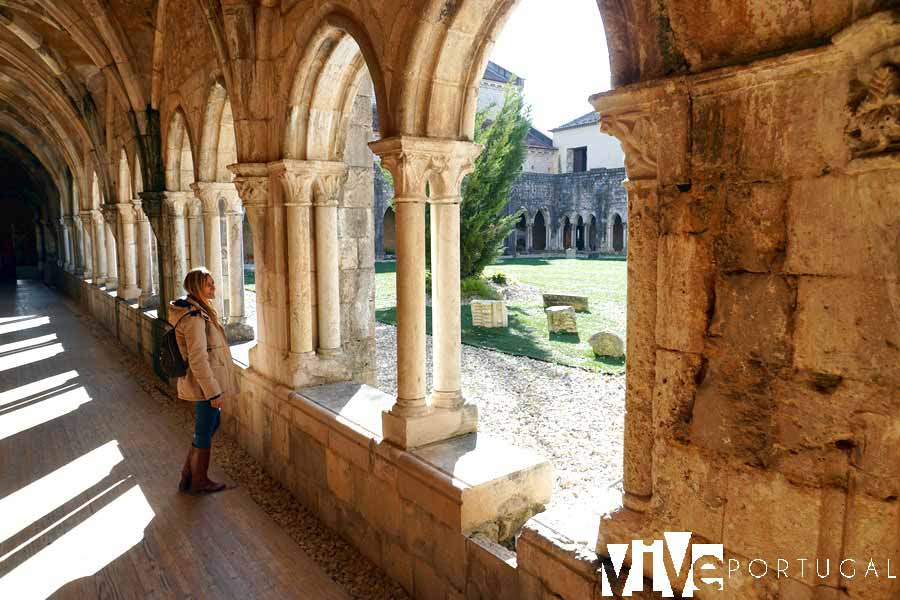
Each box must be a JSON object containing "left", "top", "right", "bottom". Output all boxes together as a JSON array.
[{"left": 374, "top": 167, "right": 628, "bottom": 258}]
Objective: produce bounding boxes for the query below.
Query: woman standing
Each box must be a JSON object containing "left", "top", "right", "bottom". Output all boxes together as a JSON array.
[{"left": 168, "top": 267, "right": 237, "bottom": 494}]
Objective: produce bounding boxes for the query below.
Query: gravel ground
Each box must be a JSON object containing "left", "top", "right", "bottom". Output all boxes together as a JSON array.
[{"left": 374, "top": 322, "right": 625, "bottom": 535}]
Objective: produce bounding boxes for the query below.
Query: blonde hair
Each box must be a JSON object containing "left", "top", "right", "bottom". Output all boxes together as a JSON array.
[{"left": 183, "top": 267, "right": 221, "bottom": 329}]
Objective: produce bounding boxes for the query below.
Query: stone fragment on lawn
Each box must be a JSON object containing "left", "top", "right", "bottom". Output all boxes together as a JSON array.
[
  {"left": 546, "top": 306, "right": 577, "bottom": 334},
  {"left": 542, "top": 293, "right": 589, "bottom": 312},
  {"left": 589, "top": 332, "right": 624, "bottom": 358},
  {"left": 471, "top": 299, "right": 508, "bottom": 328}
]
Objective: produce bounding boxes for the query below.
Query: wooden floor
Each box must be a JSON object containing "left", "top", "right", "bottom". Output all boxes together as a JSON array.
[{"left": 0, "top": 280, "right": 349, "bottom": 600}]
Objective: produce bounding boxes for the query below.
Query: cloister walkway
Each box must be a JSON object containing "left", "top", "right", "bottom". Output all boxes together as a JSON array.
[{"left": 0, "top": 280, "right": 348, "bottom": 599}]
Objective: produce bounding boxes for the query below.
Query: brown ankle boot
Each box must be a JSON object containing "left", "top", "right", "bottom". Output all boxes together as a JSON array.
[
  {"left": 189, "top": 447, "right": 226, "bottom": 494},
  {"left": 178, "top": 447, "right": 193, "bottom": 492}
]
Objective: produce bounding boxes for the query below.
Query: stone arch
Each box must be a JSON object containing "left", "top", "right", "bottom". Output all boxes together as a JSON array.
[
  {"left": 515, "top": 208, "right": 529, "bottom": 253},
  {"left": 164, "top": 108, "right": 196, "bottom": 192},
  {"left": 562, "top": 215, "right": 573, "bottom": 251},
  {"left": 382, "top": 205, "right": 396, "bottom": 255},
  {"left": 283, "top": 14, "right": 390, "bottom": 160},
  {"left": 199, "top": 78, "right": 237, "bottom": 183},
  {"left": 588, "top": 213, "right": 598, "bottom": 251},
  {"left": 611, "top": 212, "right": 625, "bottom": 253},
  {"left": 532, "top": 209, "right": 547, "bottom": 252}
]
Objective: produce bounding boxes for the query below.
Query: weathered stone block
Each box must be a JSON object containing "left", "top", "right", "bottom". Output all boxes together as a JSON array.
[
  {"left": 545, "top": 306, "right": 577, "bottom": 334},
  {"left": 466, "top": 534, "right": 518, "bottom": 600},
  {"left": 794, "top": 276, "right": 900, "bottom": 384},
  {"left": 325, "top": 449, "right": 353, "bottom": 502},
  {"left": 589, "top": 331, "right": 624, "bottom": 357},
  {"left": 708, "top": 273, "right": 794, "bottom": 367},
  {"left": 652, "top": 350, "right": 702, "bottom": 442},
  {"left": 655, "top": 234, "right": 712, "bottom": 354},
  {"left": 715, "top": 183, "right": 787, "bottom": 273},
  {"left": 470, "top": 300, "right": 508, "bottom": 328},
  {"left": 542, "top": 294, "right": 589, "bottom": 312}
]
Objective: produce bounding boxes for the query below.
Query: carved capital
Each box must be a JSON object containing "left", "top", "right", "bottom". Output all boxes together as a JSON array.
[
  {"left": 269, "top": 160, "right": 315, "bottom": 207},
  {"left": 115, "top": 203, "right": 135, "bottom": 224},
  {"left": 599, "top": 114, "right": 658, "bottom": 181},
  {"left": 101, "top": 205, "right": 117, "bottom": 226},
  {"left": 847, "top": 62, "right": 899, "bottom": 158},
  {"left": 313, "top": 162, "right": 349, "bottom": 207},
  {"left": 162, "top": 191, "right": 192, "bottom": 217},
  {"left": 228, "top": 162, "right": 269, "bottom": 209},
  {"left": 138, "top": 191, "right": 165, "bottom": 220},
  {"left": 369, "top": 136, "right": 482, "bottom": 202}
]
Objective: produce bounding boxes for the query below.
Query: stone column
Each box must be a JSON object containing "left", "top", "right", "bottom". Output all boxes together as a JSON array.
[
  {"left": 102, "top": 208, "right": 118, "bottom": 290},
  {"left": 429, "top": 142, "right": 481, "bottom": 410},
  {"left": 526, "top": 221, "right": 533, "bottom": 252},
  {"left": 270, "top": 161, "right": 315, "bottom": 358},
  {"left": 223, "top": 189, "right": 253, "bottom": 342},
  {"left": 93, "top": 210, "right": 109, "bottom": 285},
  {"left": 61, "top": 217, "right": 73, "bottom": 271},
  {"left": 139, "top": 192, "right": 171, "bottom": 318},
  {"left": 312, "top": 163, "right": 349, "bottom": 356},
  {"left": 116, "top": 203, "right": 140, "bottom": 300},
  {"left": 78, "top": 211, "right": 93, "bottom": 279},
  {"left": 370, "top": 136, "right": 480, "bottom": 449},
  {"left": 133, "top": 199, "right": 156, "bottom": 307},
  {"left": 187, "top": 196, "right": 203, "bottom": 269},
  {"left": 58, "top": 218, "right": 68, "bottom": 269},
  {"left": 164, "top": 191, "right": 191, "bottom": 298},
  {"left": 192, "top": 182, "right": 227, "bottom": 318}
]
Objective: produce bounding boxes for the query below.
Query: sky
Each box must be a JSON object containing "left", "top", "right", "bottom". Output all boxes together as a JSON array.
[{"left": 488, "top": 0, "right": 611, "bottom": 135}]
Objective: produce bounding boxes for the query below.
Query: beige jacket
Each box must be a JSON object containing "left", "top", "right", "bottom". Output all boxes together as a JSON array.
[{"left": 167, "top": 296, "right": 237, "bottom": 402}]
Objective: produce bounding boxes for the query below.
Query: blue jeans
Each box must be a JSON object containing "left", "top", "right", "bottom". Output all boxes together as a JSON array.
[{"left": 193, "top": 400, "right": 221, "bottom": 449}]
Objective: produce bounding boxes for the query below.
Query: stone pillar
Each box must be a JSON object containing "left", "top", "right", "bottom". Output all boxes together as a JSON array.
[
  {"left": 116, "top": 203, "right": 140, "bottom": 300},
  {"left": 526, "top": 222, "right": 533, "bottom": 252},
  {"left": 93, "top": 210, "right": 109, "bottom": 285},
  {"left": 103, "top": 208, "right": 118, "bottom": 290},
  {"left": 140, "top": 192, "right": 172, "bottom": 318},
  {"left": 61, "top": 217, "right": 74, "bottom": 271},
  {"left": 270, "top": 161, "right": 315, "bottom": 359},
  {"left": 192, "top": 182, "right": 227, "bottom": 318},
  {"left": 223, "top": 189, "right": 253, "bottom": 342},
  {"left": 312, "top": 163, "right": 348, "bottom": 356},
  {"left": 77, "top": 212, "right": 92, "bottom": 278},
  {"left": 164, "top": 192, "right": 191, "bottom": 298},
  {"left": 370, "top": 136, "right": 480, "bottom": 449},
  {"left": 133, "top": 199, "right": 156, "bottom": 307},
  {"left": 187, "top": 196, "right": 203, "bottom": 270},
  {"left": 429, "top": 142, "right": 481, "bottom": 410}
]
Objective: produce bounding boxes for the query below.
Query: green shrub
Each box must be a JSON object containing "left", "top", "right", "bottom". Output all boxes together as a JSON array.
[
  {"left": 460, "top": 276, "right": 500, "bottom": 300},
  {"left": 490, "top": 272, "right": 508, "bottom": 285}
]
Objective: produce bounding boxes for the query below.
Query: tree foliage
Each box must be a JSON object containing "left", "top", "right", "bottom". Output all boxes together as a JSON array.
[{"left": 458, "top": 85, "right": 531, "bottom": 280}]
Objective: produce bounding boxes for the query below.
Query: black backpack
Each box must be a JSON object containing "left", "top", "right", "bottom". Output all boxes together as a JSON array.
[{"left": 158, "top": 310, "right": 200, "bottom": 378}]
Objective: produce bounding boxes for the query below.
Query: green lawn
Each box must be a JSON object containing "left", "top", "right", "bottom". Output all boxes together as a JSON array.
[
  {"left": 375, "top": 257, "right": 627, "bottom": 373},
  {"left": 244, "top": 268, "right": 255, "bottom": 292}
]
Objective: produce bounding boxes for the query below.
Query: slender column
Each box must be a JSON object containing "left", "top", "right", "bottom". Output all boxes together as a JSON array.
[
  {"left": 270, "top": 161, "right": 315, "bottom": 357},
  {"left": 192, "top": 183, "right": 226, "bottom": 317},
  {"left": 116, "top": 203, "right": 140, "bottom": 300},
  {"left": 133, "top": 199, "right": 155, "bottom": 306},
  {"left": 79, "top": 211, "right": 93, "bottom": 279},
  {"left": 223, "top": 190, "right": 253, "bottom": 341},
  {"left": 164, "top": 192, "right": 190, "bottom": 297},
  {"left": 102, "top": 208, "right": 117, "bottom": 289},
  {"left": 57, "top": 218, "right": 67, "bottom": 269},
  {"left": 370, "top": 137, "right": 481, "bottom": 449},
  {"left": 429, "top": 143, "right": 481, "bottom": 409},
  {"left": 526, "top": 222, "right": 533, "bottom": 252},
  {"left": 61, "top": 217, "right": 73, "bottom": 271},
  {"left": 92, "top": 210, "right": 107, "bottom": 284},
  {"left": 187, "top": 197, "right": 203, "bottom": 269},
  {"left": 313, "top": 164, "right": 348, "bottom": 356}
]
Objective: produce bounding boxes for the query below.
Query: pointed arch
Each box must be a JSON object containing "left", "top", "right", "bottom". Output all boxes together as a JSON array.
[{"left": 165, "top": 108, "right": 196, "bottom": 192}]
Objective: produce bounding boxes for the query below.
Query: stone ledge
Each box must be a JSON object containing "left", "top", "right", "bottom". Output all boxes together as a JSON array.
[{"left": 294, "top": 382, "right": 553, "bottom": 539}]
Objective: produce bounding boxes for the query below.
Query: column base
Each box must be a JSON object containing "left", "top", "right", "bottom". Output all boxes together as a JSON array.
[
  {"left": 139, "top": 293, "right": 159, "bottom": 309},
  {"left": 225, "top": 320, "right": 256, "bottom": 343},
  {"left": 382, "top": 403, "right": 478, "bottom": 450},
  {"left": 430, "top": 389, "right": 465, "bottom": 409},
  {"left": 104, "top": 278, "right": 118, "bottom": 290},
  {"left": 119, "top": 286, "right": 141, "bottom": 301}
]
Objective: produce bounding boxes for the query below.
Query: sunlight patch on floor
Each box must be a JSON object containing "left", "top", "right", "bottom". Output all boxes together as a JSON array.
[
  {"left": 0, "top": 343, "right": 64, "bottom": 373},
  {"left": 0, "top": 484, "right": 154, "bottom": 599},
  {"left": 0, "top": 370, "right": 79, "bottom": 408},
  {"left": 0, "top": 334, "right": 58, "bottom": 355},
  {"left": 0, "top": 317, "right": 50, "bottom": 336},
  {"left": 0, "top": 385, "right": 91, "bottom": 440},
  {"left": 0, "top": 440, "right": 124, "bottom": 544}
]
